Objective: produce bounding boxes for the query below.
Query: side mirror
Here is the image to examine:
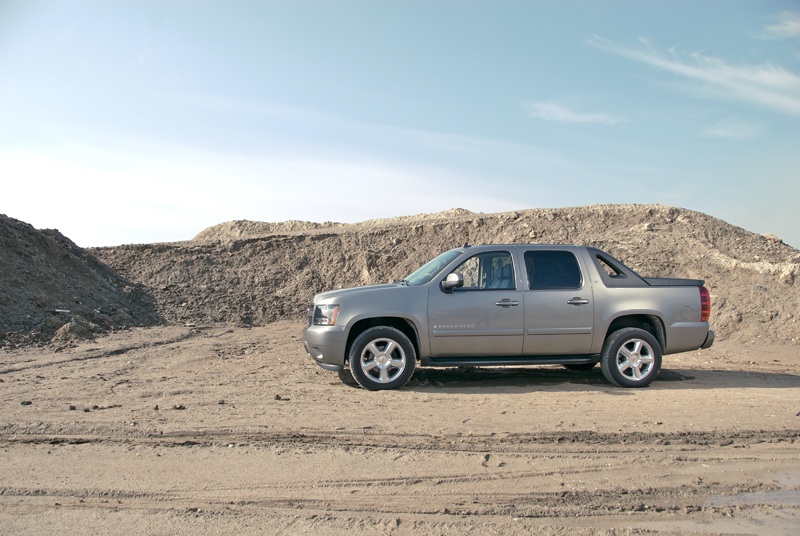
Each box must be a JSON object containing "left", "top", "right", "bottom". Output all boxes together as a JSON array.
[{"left": 441, "top": 272, "right": 464, "bottom": 293}]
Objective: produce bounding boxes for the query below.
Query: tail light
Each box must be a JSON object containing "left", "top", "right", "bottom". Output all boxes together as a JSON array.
[{"left": 699, "top": 286, "right": 710, "bottom": 322}]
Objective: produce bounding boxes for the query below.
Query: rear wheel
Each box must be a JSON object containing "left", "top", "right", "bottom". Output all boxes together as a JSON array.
[
  {"left": 601, "top": 328, "right": 661, "bottom": 387},
  {"left": 348, "top": 326, "right": 416, "bottom": 390}
]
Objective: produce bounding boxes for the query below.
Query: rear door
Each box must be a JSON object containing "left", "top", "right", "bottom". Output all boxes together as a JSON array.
[
  {"left": 522, "top": 247, "right": 594, "bottom": 355},
  {"left": 428, "top": 249, "right": 524, "bottom": 357}
]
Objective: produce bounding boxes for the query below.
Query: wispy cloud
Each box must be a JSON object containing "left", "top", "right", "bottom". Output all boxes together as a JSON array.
[
  {"left": 527, "top": 102, "right": 623, "bottom": 124},
  {"left": 762, "top": 11, "right": 800, "bottom": 40},
  {"left": 701, "top": 119, "right": 763, "bottom": 139},
  {"left": 588, "top": 35, "right": 800, "bottom": 116},
  {"left": 175, "top": 92, "right": 577, "bottom": 167},
  {"left": 138, "top": 39, "right": 154, "bottom": 64}
]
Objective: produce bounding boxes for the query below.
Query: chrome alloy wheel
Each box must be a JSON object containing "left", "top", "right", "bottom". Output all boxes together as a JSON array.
[
  {"left": 615, "top": 338, "right": 655, "bottom": 381},
  {"left": 359, "top": 338, "right": 407, "bottom": 384}
]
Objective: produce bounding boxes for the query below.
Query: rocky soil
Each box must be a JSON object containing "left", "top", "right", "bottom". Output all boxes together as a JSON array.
[
  {"left": 0, "top": 215, "right": 158, "bottom": 348},
  {"left": 92, "top": 204, "right": 800, "bottom": 345}
]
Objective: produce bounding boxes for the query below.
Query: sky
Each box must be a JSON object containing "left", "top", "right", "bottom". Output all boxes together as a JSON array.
[{"left": 1, "top": 1, "right": 799, "bottom": 248}]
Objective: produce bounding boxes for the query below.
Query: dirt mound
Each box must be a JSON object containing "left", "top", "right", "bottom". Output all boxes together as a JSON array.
[
  {"left": 93, "top": 204, "right": 800, "bottom": 345},
  {"left": 0, "top": 215, "right": 159, "bottom": 348},
  {"left": 192, "top": 209, "right": 479, "bottom": 242},
  {"left": 194, "top": 219, "right": 343, "bottom": 241}
]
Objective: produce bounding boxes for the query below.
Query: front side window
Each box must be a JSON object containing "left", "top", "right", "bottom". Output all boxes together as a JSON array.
[
  {"left": 449, "top": 251, "right": 515, "bottom": 290},
  {"left": 525, "top": 250, "right": 582, "bottom": 290}
]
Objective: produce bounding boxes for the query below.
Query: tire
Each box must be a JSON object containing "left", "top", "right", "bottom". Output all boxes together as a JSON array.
[
  {"left": 348, "top": 326, "right": 416, "bottom": 390},
  {"left": 600, "top": 328, "right": 662, "bottom": 387},
  {"left": 563, "top": 363, "right": 597, "bottom": 371}
]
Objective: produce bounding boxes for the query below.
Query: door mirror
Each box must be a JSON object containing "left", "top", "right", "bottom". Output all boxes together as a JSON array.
[{"left": 441, "top": 272, "right": 464, "bottom": 293}]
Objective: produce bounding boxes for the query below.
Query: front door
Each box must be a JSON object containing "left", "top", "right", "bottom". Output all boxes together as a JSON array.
[{"left": 428, "top": 250, "right": 524, "bottom": 357}]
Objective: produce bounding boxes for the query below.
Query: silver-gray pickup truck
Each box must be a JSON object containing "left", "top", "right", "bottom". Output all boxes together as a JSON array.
[{"left": 302, "top": 244, "right": 714, "bottom": 390}]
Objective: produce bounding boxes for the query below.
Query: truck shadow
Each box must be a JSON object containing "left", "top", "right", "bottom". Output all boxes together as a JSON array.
[{"left": 395, "top": 366, "right": 800, "bottom": 392}]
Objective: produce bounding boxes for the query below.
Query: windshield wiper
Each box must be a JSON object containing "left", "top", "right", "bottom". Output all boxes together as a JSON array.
[{"left": 392, "top": 279, "right": 410, "bottom": 286}]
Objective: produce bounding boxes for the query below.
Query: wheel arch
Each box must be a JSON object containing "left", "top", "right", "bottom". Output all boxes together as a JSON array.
[
  {"left": 604, "top": 314, "right": 665, "bottom": 352},
  {"left": 345, "top": 317, "right": 421, "bottom": 363}
]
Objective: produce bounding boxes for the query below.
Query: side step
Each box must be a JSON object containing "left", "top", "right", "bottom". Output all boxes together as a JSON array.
[{"left": 421, "top": 354, "right": 600, "bottom": 368}]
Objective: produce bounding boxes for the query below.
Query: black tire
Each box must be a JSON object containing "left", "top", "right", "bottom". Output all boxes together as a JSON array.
[
  {"left": 348, "top": 326, "right": 416, "bottom": 390},
  {"left": 563, "top": 362, "right": 597, "bottom": 371},
  {"left": 600, "top": 327, "right": 662, "bottom": 388}
]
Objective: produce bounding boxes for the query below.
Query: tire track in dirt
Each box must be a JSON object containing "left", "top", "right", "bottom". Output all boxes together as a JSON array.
[
  {"left": 2, "top": 428, "right": 798, "bottom": 450},
  {"left": 0, "top": 477, "right": 782, "bottom": 519},
  {"left": 3, "top": 426, "right": 797, "bottom": 519},
  {"left": 0, "top": 440, "right": 796, "bottom": 529}
]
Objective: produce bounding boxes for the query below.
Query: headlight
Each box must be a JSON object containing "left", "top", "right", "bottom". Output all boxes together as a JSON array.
[{"left": 313, "top": 304, "right": 340, "bottom": 326}]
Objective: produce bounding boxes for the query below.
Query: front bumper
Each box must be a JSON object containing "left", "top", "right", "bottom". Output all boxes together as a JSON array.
[{"left": 302, "top": 324, "right": 347, "bottom": 371}]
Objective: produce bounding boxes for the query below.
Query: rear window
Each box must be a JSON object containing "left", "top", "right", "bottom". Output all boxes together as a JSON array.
[{"left": 524, "top": 250, "right": 582, "bottom": 290}]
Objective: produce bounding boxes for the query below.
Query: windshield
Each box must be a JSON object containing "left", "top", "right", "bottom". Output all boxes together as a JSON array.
[{"left": 404, "top": 248, "right": 464, "bottom": 286}]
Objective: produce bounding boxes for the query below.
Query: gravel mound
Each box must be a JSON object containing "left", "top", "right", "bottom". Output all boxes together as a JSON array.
[
  {"left": 193, "top": 219, "right": 342, "bottom": 241},
  {"left": 0, "top": 214, "right": 159, "bottom": 348},
  {"left": 92, "top": 204, "right": 800, "bottom": 345}
]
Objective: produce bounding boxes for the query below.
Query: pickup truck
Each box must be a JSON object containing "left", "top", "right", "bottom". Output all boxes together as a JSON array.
[{"left": 302, "top": 244, "right": 714, "bottom": 390}]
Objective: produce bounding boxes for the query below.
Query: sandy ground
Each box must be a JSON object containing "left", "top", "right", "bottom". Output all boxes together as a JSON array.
[{"left": 1, "top": 322, "right": 799, "bottom": 535}]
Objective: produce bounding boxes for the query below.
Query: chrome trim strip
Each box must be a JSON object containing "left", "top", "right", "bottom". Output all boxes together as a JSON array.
[
  {"left": 433, "top": 328, "right": 524, "bottom": 337},
  {"left": 526, "top": 327, "right": 592, "bottom": 335}
]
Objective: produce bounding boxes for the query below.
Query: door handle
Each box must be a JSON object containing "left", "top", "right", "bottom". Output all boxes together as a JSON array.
[
  {"left": 567, "top": 297, "right": 589, "bottom": 306},
  {"left": 496, "top": 299, "right": 519, "bottom": 307}
]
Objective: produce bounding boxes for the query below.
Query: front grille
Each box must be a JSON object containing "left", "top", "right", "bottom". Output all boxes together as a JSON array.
[{"left": 307, "top": 302, "right": 315, "bottom": 326}]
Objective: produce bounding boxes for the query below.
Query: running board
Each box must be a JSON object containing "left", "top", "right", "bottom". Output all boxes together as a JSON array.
[{"left": 421, "top": 354, "right": 600, "bottom": 367}]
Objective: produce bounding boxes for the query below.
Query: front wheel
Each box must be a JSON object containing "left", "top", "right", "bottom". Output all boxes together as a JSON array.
[
  {"left": 348, "top": 326, "right": 416, "bottom": 390},
  {"left": 601, "top": 328, "right": 662, "bottom": 387}
]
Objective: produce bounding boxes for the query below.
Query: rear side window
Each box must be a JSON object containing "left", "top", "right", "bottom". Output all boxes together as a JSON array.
[
  {"left": 450, "top": 251, "right": 515, "bottom": 290},
  {"left": 525, "top": 251, "right": 582, "bottom": 290},
  {"left": 595, "top": 253, "right": 626, "bottom": 278}
]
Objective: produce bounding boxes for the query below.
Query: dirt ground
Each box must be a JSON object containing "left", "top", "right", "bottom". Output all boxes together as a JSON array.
[{"left": 1, "top": 323, "right": 798, "bottom": 535}]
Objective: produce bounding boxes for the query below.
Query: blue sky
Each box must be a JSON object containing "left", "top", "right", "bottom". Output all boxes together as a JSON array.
[{"left": 1, "top": 1, "right": 799, "bottom": 247}]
